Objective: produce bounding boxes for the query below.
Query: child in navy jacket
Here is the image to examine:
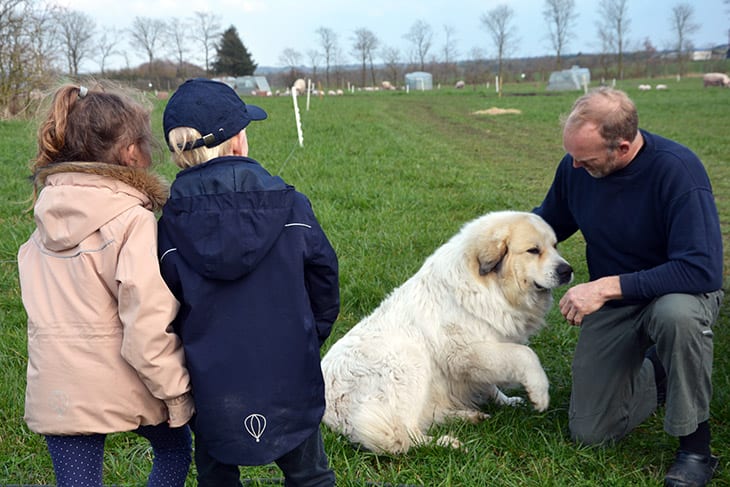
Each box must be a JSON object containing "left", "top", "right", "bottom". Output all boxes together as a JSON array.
[{"left": 158, "top": 78, "right": 339, "bottom": 487}]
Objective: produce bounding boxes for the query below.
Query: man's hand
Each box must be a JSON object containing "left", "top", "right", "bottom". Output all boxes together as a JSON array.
[{"left": 559, "top": 276, "right": 622, "bottom": 325}]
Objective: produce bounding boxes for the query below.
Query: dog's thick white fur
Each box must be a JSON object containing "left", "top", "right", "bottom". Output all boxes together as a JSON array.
[{"left": 322, "top": 211, "right": 573, "bottom": 454}]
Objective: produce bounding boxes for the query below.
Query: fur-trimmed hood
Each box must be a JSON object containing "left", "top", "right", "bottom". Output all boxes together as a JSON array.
[
  {"left": 34, "top": 162, "right": 169, "bottom": 211},
  {"left": 32, "top": 162, "right": 170, "bottom": 252}
]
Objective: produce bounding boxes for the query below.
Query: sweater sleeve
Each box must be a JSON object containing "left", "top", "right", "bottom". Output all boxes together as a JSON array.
[
  {"left": 619, "top": 186, "right": 723, "bottom": 299},
  {"left": 533, "top": 156, "right": 580, "bottom": 242},
  {"left": 116, "top": 208, "right": 192, "bottom": 402}
]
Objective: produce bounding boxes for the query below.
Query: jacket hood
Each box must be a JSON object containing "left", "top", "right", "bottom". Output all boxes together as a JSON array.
[
  {"left": 160, "top": 157, "right": 294, "bottom": 280},
  {"left": 32, "top": 162, "right": 169, "bottom": 252}
]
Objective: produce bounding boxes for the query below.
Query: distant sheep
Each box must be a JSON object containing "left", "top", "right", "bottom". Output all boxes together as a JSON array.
[
  {"left": 655, "top": 84, "right": 668, "bottom": 90},
  {"left": 292, "top": 78, "right": 307, "bottom": 95},
  {"left": 638, "top": 84, "right": 651, "bottom": 91},
  {"left": 455, "top": 80, "right": 465, "bottom": 89},
  {"left": 382, "top": 81, "right": 395, "bottom": 90},
  {"left": 703, "top": 73, "right": 730, "bottom": 87}
]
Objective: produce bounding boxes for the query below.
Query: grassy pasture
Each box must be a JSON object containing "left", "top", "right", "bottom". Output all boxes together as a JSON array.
[{"left": 1, "top": 78, "right": 729, "bottom": 486}]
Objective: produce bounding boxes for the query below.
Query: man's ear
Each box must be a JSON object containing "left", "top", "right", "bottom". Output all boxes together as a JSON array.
[{"left": 617, "top": 139, "right": 632, "bottom": 156}]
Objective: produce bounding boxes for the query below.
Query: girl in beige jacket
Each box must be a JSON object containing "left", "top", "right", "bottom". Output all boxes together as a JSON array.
[{"left": 17, "top": 83, "right": 194, "bottom": 486}]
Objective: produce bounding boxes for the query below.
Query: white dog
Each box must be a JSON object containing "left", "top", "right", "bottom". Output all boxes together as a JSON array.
[{"left": 322, "top": 211, "right": 573, "bottom": 454}]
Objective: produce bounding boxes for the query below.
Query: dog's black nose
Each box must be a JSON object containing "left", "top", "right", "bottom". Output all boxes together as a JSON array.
[{"left": 557, "top": 262, "right": 573, "bottom": 284}]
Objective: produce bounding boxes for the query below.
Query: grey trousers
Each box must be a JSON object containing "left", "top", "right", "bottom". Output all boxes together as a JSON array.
[{"left": 569, "top": 290, "right": 723, "bottom": 444}]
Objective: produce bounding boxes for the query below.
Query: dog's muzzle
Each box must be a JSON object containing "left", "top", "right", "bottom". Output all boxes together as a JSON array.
[{"left": 556, "top": 262, "right": 573, "bottom": 285}]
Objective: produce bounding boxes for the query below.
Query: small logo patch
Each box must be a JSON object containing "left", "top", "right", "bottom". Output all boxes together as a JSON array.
[{"left": 244, "top": 413, "right": 266, "bottom": 442}]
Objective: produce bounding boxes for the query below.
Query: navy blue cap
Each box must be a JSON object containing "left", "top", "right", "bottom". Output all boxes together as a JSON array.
[{"left": 163, "top": 78, "right": 267, "bottom": 151}]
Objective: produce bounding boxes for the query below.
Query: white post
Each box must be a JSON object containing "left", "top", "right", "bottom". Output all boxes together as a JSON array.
[
  {"left": 291, "top": 89, "right": 304, "bottom": 147},
  {"left": 306, "top": 79, "right": 311, "bottom": 112},
  {"left": 582, "top": 74, "right": 588, "bottom": 93},
  {"left": 495, "top": 76, "right": 499, "bottom": 93}
]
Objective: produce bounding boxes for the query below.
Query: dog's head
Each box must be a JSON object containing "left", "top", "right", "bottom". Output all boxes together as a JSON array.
[{"left": 466, "top": 211, "right": 573, "bottom": 304}]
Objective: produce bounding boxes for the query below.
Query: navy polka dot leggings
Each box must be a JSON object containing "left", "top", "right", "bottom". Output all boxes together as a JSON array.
[{"left": 45, "top": 423, "right": 192, "bottom": 487}]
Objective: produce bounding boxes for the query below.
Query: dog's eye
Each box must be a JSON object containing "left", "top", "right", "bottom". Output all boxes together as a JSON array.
[{"left": 527, "top": 247, "right": 540, "bottom": 255}]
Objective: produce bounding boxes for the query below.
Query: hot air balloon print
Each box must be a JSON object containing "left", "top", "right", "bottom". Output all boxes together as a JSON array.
[{"left": 244, "top": 413, "right": 266, "bottom": 442}]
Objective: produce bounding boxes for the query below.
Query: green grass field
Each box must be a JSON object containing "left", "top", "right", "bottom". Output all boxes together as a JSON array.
[{"left": 1, "top": 78, "right": 728, "bottom": 486}]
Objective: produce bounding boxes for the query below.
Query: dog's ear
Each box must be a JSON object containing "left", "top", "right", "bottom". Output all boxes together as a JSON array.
[{"left": 476, "top": 236, "right": 508, "bottom": 275}]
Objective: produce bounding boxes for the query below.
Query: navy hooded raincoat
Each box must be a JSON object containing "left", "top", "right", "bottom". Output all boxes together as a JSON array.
[{"left": 158, "top": 156, "right": 339, "bottom": 466}]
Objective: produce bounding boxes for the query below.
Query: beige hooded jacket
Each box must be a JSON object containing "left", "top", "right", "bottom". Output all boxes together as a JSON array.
[{"left": 18, "top": 162, "right": 193, "bottom": 435}]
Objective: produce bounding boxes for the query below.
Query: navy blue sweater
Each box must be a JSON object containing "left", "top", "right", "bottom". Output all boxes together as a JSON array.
[
  {"left": 534, "top": 130, "right": 723, "bottom": 303},
  {"left": 158, "top": 156, "right": 339, "bottom": 465}
]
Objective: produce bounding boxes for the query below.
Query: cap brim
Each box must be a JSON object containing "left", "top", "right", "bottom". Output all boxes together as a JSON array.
[{"left": 246, "top": 104, "right": 267, "bottom": 121}]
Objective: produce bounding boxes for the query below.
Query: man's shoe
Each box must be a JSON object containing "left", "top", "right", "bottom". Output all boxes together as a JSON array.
[{"left": 664, "top": 450, "right": 719, "bottom": 486}]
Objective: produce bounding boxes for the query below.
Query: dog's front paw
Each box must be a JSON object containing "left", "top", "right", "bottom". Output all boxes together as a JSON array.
[
  {"left": 530, "top": 390, "right": 549, "bottom": 412},
  {"left": 525, "top": 369, "right": 550, "bottom": 412}
]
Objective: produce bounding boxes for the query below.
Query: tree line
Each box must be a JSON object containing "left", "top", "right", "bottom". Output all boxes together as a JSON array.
[
  {"left": 0, "top": 0, "right": 258, "bottom": 115},
  {"left": 0, "top": 0, "right": 725, "bottom": 116}
]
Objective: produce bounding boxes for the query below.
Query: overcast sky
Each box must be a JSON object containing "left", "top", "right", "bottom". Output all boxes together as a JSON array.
[{"left": 58, "top": 0, "right": 729, "bottom": 72}]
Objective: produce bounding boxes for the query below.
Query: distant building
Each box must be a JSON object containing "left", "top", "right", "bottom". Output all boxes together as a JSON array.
[
  {"left": 546, "top": 66, "right": 591, "bottom": 91},
  {"left": 405, "top": 71, "right": 433, "bottom": 91},
  {"left": 214, "top": 76, "right": 272, "bottom": 96}
]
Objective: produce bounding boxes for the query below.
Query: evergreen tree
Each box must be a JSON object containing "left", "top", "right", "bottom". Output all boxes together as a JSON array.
[{"left": 213, "top": 26, "right": 257, "bottom": 76}]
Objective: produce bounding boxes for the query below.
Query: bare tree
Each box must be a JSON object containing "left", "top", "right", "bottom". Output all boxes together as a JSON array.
[
  {"left": 129, "top": 16, "right": 166, "bottom": 76},
  {"left": 278, "top": 48, "right": 303, "bottom": 88},
  {"left": 24, "top": 2, "right": 61, "bottom": 77},
  {"left": 0, "top": 1, "right": 59, "bottom": 114},
  {"left": 641, "top": 37, "right": 659, "bottom": 78},
  {"left": 441, "top": 24, "right": 459, "bottom": 64},
  {"left": 596, "top": 0, "right": 630, "bottom": 79},
  {"left": 466, "top": 46, "right": 489, "bottom": 86},
  {"left": 404, "top": 19, "right": 433, "bottom": 71},
  {"left": 669, "top": 3, "right": 699, "bottom": 77},
  {"left": 380, "top": 45, "right": 401, "bottom": 87},
  {"left": 316, "top": 26, "right": 337, "bottom": 87},
  {"left": 96, "top": 27, "right": 121, "bottom": 75},
  {"left": 596, "top": 24, "right": 614, "bottom": 80},
  {"left": 167, "top": 18, "right": 190, "bottom": 77},
  {"left": 330, "top": 45, "right": 345, "bottom": 89},
  {"left": 279, "top": 47, "right": 302, "bottom": 68},
  {"left": 543, "top": 0, "right": 577, "bottom": 69},
  {"left": 56, "top": 7, "right": 95, "bottom": 76},
  {"left": 352, "top": 28, "right": 378, "bottom": 87},
  {"left": 306, "top": 49, "right": 321, "bottom": 82},
  {"left": 441, "top": 25, "right": 459, "bottom": 82},
  {"left": 480, "top": 4, "right": 518, "bottom": 95},
  {"left": 192, "top": 11, "right": 221, "bottom": 74}
]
